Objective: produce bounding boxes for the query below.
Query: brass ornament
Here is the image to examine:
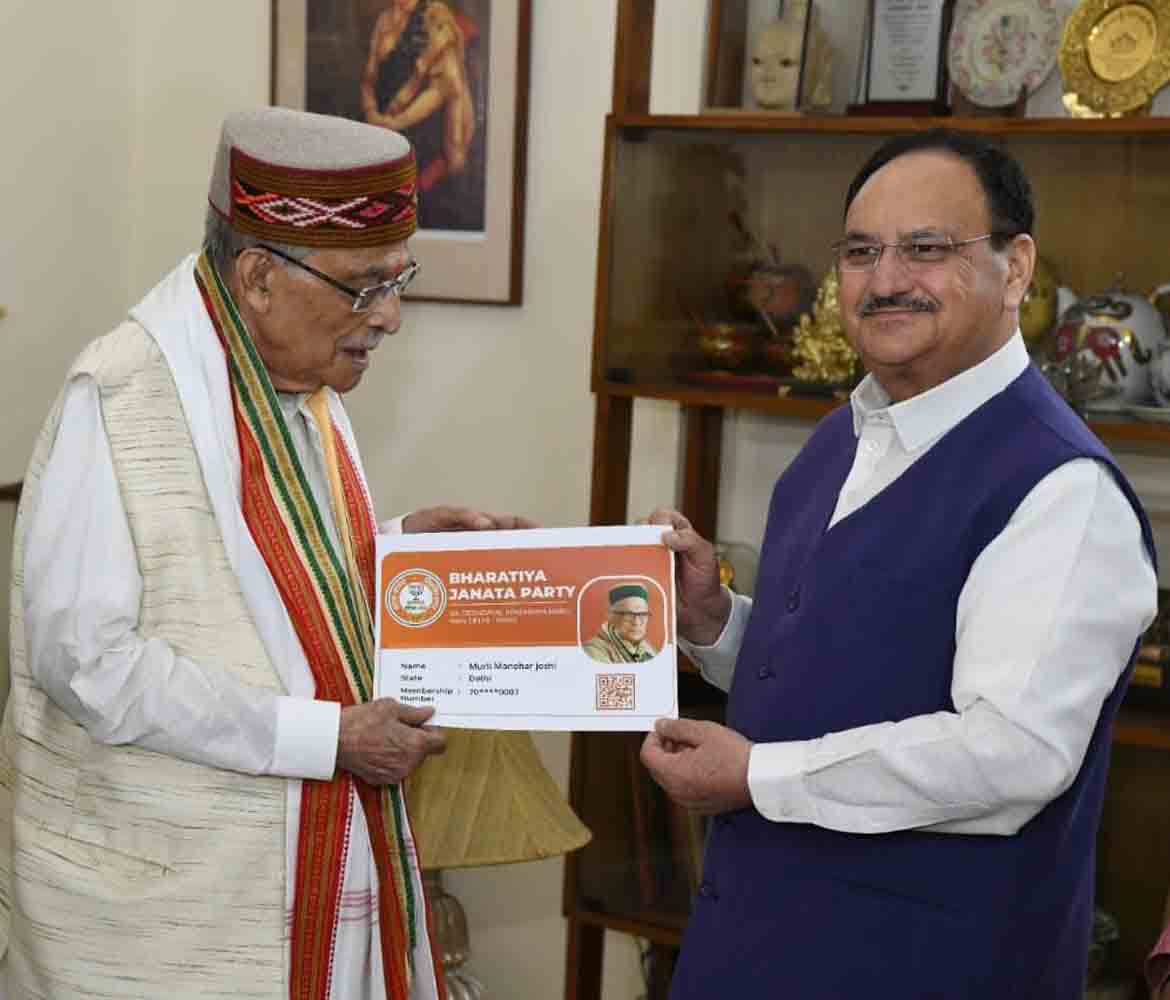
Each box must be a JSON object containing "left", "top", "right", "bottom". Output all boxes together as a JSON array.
[
  {"left": 717, "top": 556, "right": 736, "bottom": 590},
  {"left": 1061, "top": 90, "right": 1152, "bottom": 116},
  {"left": 1059, "top": 0, "right": 1170, "bottom": 115},
  {"left": 1020, "top": 257, "right": 1061, "bottom": 346},
  {"left": 790, "top": 270, "right": 861, "bottom": 385}
]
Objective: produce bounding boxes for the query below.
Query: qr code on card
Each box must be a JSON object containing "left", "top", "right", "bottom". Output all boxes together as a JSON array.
[{"left": 596, "top": 673, "right": 635, "bottom": 711}]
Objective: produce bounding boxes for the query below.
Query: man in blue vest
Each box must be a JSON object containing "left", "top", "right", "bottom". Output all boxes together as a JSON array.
[{"left": 641, "top": 129, "right": 1159, "bottom": 999}]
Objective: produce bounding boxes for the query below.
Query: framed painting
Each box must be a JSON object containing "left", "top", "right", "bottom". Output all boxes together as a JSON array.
[{"left": 272, "top": 0, "right": 531, "bottom": 304}]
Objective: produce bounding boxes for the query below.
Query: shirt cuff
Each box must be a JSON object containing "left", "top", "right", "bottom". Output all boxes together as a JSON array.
[
  {"left": 273, "top": 696, "right": 340, "bottom": 780},
  {"left": 379, "top": 514, "right": 407, "bottom": 535},
  {"left": 748, "top": 739, "right": 815, "bottom": 823},
  {"left": 679, "top": 590, "right": 752, "bottom": 691}
]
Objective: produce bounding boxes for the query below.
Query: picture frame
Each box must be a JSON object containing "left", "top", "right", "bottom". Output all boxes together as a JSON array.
[
  {"left": 271, "top": 0, "right": 531, "bottom": 305},
  {"left": 851, "top": 0, "right": 953, "bottom": 116}
]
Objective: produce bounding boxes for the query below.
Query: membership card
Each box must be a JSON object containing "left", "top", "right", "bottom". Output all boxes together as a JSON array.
[{"left": 374, "top": 524, "right": 677, "bottom": 731}]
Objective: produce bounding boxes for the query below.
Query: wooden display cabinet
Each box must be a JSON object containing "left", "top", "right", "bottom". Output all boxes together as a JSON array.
[{"left": 564, "top": 3, "right": 1170, "bottom": 998}]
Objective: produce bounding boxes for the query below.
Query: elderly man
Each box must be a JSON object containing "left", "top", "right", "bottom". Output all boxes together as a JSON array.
[
  {"left": 582, "top": 583, "right": 658, "bottom": 664},
  {"left": 642, "top": 129, "right": 1158, "bottom": 998},
  {"left": 0, "top": 108, "right": 526, "bottom": 999}
]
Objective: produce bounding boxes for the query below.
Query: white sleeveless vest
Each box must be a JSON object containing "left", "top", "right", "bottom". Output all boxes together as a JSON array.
[{"left": 1, "top": 323, "right": 288, "bottom": 998}]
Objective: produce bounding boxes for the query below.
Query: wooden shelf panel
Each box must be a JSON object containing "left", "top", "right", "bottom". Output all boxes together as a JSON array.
[
  {"left": 594, "top": 378, "right": 839, "bottom": 419},
  {"left": 612, "top": 112, "right": 1170, "bottom": 138},
  {"left": 573, "top": 907, "right": 684, "bottom": 947},
  {"left": 593, "top": 380, "right": 1170, "bottom": 446},
  {"left": 1113, "top": 705, "right": 1170, "bottom": 751}
]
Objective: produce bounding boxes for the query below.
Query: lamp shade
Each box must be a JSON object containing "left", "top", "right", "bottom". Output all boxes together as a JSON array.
[{"left": 405, "top": 730, "right": 591, "bottom": 870}]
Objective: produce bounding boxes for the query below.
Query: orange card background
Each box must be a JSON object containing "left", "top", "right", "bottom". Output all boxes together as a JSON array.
[{"left": 379, "top": 544, "right": 672, "bottom": 649}]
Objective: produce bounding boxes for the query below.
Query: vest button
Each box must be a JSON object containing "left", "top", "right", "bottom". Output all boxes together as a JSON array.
[
  {"left": 786, "top": 587, "right": 801, "bottom": 612},
  {"left": 757, "top": 665, "right": 774, "bottom": 680}
]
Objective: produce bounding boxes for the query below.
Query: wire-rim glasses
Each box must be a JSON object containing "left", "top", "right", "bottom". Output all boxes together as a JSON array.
[
  {"left": 831, "top": 233, "right": 1004, "bottom": 273},
  {"left": 258, "top": 243, "right": 420, "bottom": 311}
]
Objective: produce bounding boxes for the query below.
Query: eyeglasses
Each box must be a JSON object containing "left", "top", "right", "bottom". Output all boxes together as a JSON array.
[
  {"left": 831, "top": 233, "right": 1004, "bottom": 273},
  {"left": 612, "top": 611, "right": 650, "bottom": 622},
  {"left": 258, "top": 243, "right": 420, "bottom": 311}
]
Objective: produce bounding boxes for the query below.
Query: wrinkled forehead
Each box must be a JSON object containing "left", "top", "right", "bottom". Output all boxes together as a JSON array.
[{"left": 305, "top": 240, "right": 412, "bottom": 274}]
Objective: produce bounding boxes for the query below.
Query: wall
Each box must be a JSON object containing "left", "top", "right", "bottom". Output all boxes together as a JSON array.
[{"left": 0, "top": 1, "right": 136, "bottom": 483}]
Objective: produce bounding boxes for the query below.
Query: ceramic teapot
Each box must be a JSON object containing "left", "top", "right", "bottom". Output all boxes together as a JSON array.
[
  {"left": 1042, "top": 287, "right": 1168, "bottom": 411},
  {"left": 1152, "top": 341, "right": 1170, "bottom": 407}
]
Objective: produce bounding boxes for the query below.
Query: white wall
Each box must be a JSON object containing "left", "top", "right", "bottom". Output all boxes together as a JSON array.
[
  {"left": 0, "top": 1, "right": 137, "bottom": 483},
  {"left": 127, "top": 3, "right": 272, "bottom": 301}
]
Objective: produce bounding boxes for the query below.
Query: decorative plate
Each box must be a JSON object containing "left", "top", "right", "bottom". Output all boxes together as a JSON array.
[
  {"left": 948, "top": 0, "right": 1064, "bottom": 108},
  {"left": 1060, "top": 0, "right": 1170, "bottom": 115}
]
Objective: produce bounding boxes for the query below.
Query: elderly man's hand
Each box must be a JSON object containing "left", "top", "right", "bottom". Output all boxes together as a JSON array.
[
  {"left": 646, "top": 508, "right": 731, "bottom": 646},
  {"left": 337, "top": 698, "right": 447, "bottom": 786},
  {"left": 403, "top": 506, "right": 540, "bottom": 533},
  {"left": 640, "top": 717, "right": 752, "bottom": 815}
]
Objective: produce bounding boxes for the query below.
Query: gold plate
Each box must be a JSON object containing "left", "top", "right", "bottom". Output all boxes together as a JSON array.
[{"left": 1060, "top": 0, "right": 1170, "bottom": 114}]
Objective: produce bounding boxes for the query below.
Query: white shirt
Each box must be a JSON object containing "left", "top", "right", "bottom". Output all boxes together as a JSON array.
[{"left": 682, "top": 334, "right": 1158, "bottom": 836}]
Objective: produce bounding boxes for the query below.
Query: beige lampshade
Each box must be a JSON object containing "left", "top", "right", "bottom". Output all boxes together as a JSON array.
[{"left": 405, "top": 730, "right": 591, "bottom": 870}]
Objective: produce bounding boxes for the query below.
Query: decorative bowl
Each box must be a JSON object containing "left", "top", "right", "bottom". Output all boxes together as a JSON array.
[{"left": 698, "top": 322, "right": 760, "bottom": 370}]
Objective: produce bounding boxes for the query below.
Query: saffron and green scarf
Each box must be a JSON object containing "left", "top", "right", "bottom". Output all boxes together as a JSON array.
[{"left": 194, "top": 250, "right": 437, "bottom": 1000}]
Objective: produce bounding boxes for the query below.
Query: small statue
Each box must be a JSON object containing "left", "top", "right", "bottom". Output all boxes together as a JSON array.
[
  {"left": 750, "top": 1, "right": 834, "bottom": 112},
  {"left": 791, "top": 270, "right": 860, "bottom": 384}
]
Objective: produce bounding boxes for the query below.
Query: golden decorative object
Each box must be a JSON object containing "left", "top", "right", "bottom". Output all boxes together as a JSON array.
[
  {"left": 1059, "top": 0, "right": 1170, "bottom": 116},
  {"left": 1061, "top": 91, "right": 1152, "bottom": 116},
  {"left": 717, "top": 555, "right": 736, "bottom": 590},
  {"left": 790, "top": 270, "right": 860, "bottom": 385},
  {"left": 1020, "top": 256, "right": 1061, "bottom": 346}
]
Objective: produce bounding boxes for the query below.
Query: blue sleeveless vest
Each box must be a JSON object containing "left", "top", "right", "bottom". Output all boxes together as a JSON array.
[{"left": 670, "top": 366, "right": 1155, "bottom": 1000}]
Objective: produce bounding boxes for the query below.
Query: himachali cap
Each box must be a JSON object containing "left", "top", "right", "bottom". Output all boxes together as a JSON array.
[
  {"left": 609, "top": 583, "right": 649, "bottom": 605},
  {"left": 208, "top": 107, "right": 417, "bottom": 249}
]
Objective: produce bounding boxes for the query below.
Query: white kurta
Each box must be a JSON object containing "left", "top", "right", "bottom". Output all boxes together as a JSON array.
[
  {"left": 12, "top": 256, "right": 436, "bottom": 999},
  {"left": 684, "top": 333, "right": 1159, "bottom": 836}
]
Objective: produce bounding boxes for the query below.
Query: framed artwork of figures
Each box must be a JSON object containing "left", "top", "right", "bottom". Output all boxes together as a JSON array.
[{"left": 272, "top": 0, "right": 531, "bottom": 304}]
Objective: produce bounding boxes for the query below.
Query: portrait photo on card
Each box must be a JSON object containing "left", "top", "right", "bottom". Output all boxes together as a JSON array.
[{"left": 579, "top": 577, "right": 667, "bottom": 666}]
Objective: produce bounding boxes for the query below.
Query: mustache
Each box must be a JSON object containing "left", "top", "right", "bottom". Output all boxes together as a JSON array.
[{"left": 858, "top": 294, "right": 938, "bottom": 317}]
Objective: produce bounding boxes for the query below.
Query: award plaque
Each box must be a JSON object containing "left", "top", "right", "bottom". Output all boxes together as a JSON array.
[
  {"left": 853, "top": 0, "right": 954, "bottom": 115},
  {"left": 1059, "top": 0, "right": 1170, "bottom": 116}
]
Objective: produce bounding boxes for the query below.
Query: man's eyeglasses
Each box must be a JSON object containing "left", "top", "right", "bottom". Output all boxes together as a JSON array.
[
  {"left": 612, "top": 611, "right": 650, "bottom": 622},
  {"left": 258, "top": 243, "right": 420, "bottom": 312},
  {"left": 831, "top": 233, "right": 1004, "bottom": 274}
]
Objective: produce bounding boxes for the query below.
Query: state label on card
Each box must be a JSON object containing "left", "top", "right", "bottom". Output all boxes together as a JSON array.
[{"left": 374, "top": 525, "right": 677, "bottom": 730}]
